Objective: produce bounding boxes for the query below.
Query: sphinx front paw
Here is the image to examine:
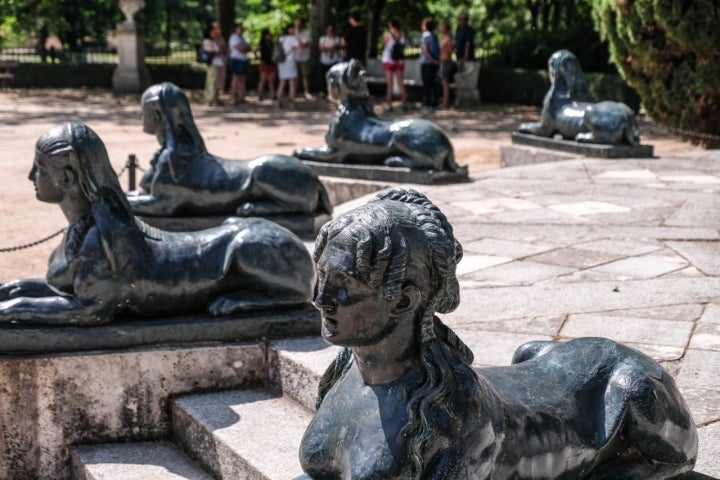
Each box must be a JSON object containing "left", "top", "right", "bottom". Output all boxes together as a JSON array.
[
  {"left": 235, "top": 203, "right": 255, "bottom": 217},
  {"left": 293, "top": 145, "right": 338, "bottom": 162},
  {"left": 518, "top": 122, "right": 542, "bottom": 135}
]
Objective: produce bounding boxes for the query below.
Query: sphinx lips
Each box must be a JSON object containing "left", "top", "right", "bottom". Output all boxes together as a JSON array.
[{"left": 322, "top": 316, "right": 338, "bottom": 335}]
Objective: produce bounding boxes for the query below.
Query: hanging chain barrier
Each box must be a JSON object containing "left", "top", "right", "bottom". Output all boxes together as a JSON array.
[
  {"left": 1, "top": 154, "right": 147, "bottom": 253},
  {"left": 0, "top": 227, "right": 66, "bottom": 253},
  {"left": 116, "top": 153, "right": 145, "bottom": 191}
]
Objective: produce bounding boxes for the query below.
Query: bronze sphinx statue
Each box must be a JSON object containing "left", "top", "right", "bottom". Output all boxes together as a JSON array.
[
  {"left": 293, "top": 60, "right": 463, "bottom": 173},
  {"left": 518, "top": 49, "right": 640, "bottom": 145},
  {"left": 0, "top": 123, "right": 314, "bottom": 325},
  {"left": 127, "top": 82, "right": 332, "bottom": 218},
  {"left": 299, "top": 188, "right": 697, "bottom": 479}
]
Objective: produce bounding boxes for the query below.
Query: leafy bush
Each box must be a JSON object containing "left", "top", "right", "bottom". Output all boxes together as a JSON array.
[
  {"left": 480, "top": 66, "right": 639, "bottom": 109},
  {"left": 592, "top": 0, "right": 720, "bottom": 147}
]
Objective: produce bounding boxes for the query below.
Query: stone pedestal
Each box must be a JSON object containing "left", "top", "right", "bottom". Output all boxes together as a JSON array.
[
  {"left": 300, "top": 161, "right": 470, "bottom": 185},
  {"left": 452, "top": 61, "right": 481, "bottom": 106},
  {"left": 0, "top": 306, "right": 319, "bottom": 479},
  {"left": 138, "top": 212, "right": 332, "bottom": 240},
  {"left": 511, "top": 132, "right": 654, "bottom": 158},
  {"left": 112, "top": 21, "right": 150, "bottom": 93},
  {"left": 501, "top": 132, "right": 655, "bottom": 168}
]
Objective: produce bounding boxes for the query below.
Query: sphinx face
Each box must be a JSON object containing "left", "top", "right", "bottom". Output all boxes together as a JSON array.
[
  {"left": 29, "top": 158, "right": 66, "bottom": 204},
  {"left": 314, "top": 241, "right": 398, "bottom": 347},
  {"left": 141, "top": 99, "right": 162, "bottom": 136}
]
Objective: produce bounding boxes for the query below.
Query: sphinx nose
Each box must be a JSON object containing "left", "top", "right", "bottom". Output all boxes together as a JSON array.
[
  {"left": 28, "top": 166, "right": 37, "bottom": 182},
  {"left": 313, "top": 280, "right": 335, "bottom": 312}
]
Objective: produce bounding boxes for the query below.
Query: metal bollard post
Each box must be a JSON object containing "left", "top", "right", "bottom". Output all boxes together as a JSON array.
[{"left": 127, "top": 154, "right": 137, "bottom": 191}]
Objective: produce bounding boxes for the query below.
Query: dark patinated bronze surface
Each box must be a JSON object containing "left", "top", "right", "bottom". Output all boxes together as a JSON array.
[
  {"left": 293, "top": 60, "right": 468, "bottom": 181},
  {"left": 127, "top": 82, "right": 332, "bottom": 218},
  {"left": 518, "top": 50, "right": 641, "bottom": 145},
  {"left": 0, "top": 123, "right": 315, "bottom": 327},
  {"left": 299, "top": 187, "right": 697, "bottom": 480}
]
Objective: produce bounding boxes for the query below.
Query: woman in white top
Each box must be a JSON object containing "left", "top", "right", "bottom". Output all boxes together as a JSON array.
[
  {"left": 228, "top": 23, "right": 251, "bottom": 105},
  {"left": 381, "top": 18, "right": 407, "bottom": 112},
  {"left": 277, "top": 24, "right": 299, "bottom": 109},
  {"left": 318, "top": 24, "right": 341, "bottom": 79}
]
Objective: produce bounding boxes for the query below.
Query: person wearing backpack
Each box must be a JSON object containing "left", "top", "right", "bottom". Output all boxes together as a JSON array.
[
  {"left": 202, "top": 23, "right": 228, "bottom": 106},
  {"left": 380, "top": 18, "right": 407, "bottom": 113},
  {"left": 229, "top": 23, "right": 251, "bottom": 105},
  {"left": 419, "top": 17, "right": 440, "bottom": 113},
  {"left": 276, "top": 23, "right": 299, "bottom": 109}
]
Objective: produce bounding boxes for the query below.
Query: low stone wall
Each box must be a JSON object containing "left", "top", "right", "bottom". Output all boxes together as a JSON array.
[{"left": 0, "top": 343, "right": 267, "bottom": 479}]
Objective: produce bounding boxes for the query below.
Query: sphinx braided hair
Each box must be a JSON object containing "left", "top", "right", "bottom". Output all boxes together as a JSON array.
[{"left": 313, "top": 188, "right": 478, "bottom": 478}]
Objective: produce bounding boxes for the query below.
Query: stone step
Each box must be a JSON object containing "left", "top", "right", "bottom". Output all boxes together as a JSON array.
[
  {"left": 70, "top": 441, "right": 213, "bottom": 480},
  {"left": 171, "top": 388, "right": 312, "bottom": 480},
  {"left": 268, "top": 337, "right": 342, "bottom": 411}
]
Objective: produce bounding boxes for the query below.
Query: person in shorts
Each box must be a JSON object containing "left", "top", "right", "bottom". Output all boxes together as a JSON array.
[
  {"left": 438, "top": 20, "right": 455, "bottom": 108},
  {"left": 255, "top": 29, "right": 276, "bottom": 101},
  {"left": 203, "top": 23, "right": 227, "bottom": 106},
  {"left": 380, "top": 18, "right": 407, "bottom": 112},
  {"left": 229, "top": 23, "right": 251, "bottom": 105}
]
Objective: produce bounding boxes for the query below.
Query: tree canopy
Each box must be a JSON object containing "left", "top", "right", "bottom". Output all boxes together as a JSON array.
[{"left": 592, "top": 0, "right": 720, "bottom": 147}]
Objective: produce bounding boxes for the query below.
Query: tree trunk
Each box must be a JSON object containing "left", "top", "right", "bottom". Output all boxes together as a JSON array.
[
  {"left": 367, "top": 0, "right": 386, "bottom": 59},
  {"left": 309, "top": 0, "right": 331, "bottom": 90},
  {"left": 215, "top": 0, "right": 234, "bottom": 41}
]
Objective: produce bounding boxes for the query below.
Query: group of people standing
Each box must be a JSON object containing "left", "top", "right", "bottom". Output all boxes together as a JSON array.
[
  {"left": 382, "top": 11, "right": 475, "bottom": 113},
  {"left": 200, "top": 10, "right": 474, "bottom": 112},
  {"left": 201, "top": 22, "right": 256, "bottom": 106}
]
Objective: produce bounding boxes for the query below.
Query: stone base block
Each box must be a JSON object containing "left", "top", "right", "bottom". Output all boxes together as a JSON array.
[
  {"left": 0, "top": 342, "right": 269, "bottom": 479},
  {"left": 511, "top": 132, "right": 654, "bottom": 158},
  {"left": 301, "top": 161, "right": 470, "bottom": 185},
  {"left": 112, "top": 66, "right": 151, "bottom": 94},
  {"left": 0, "top": 305, "right": 319, "bottom": 355},
  {"left": 501, "top": 144, "right": 578, "bottom": 168}
]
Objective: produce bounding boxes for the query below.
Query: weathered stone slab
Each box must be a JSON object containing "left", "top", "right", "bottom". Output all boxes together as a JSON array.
[
  {"left": 71, "top": 442, "right": 213, "bottom": 480},
  {"left": 0, "top": 344, "right": 267, "bottom": 480},
  {"left": 511, "top": 132, "right": 654, "bottom": 158},
  {"left": 269, "top": 337, "right": 340, "bottom": 411},
  {"left": 455, "top": 278, "right": 720, "bottom": 324},
  {"left": 172, "top": 389, "right": 310, "bottom": 480},
  {"left": 561, "top": 314, "right": 693, "bottom": 349},
  {"left": 300, "top": 160, "right": 470, "bottom": 185},
  {"left": 0, "top": 306, "right": 319, "bottom": 355},
  {"left": 695, "top": 421, "right": 720, "bottom": 477},
  {"left": 463, "top": 260, "right": 575, "bottom": 286},
  {"left": 667, "top": 241, "right": 720, "bottom": 276},
  {"left": 500, "top": 144, "right": 578, "bottom": 168}
]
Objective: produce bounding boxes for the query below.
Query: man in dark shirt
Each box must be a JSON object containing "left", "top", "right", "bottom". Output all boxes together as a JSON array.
[
  {"left": 454, "top": 11, "right": 475, "bottom": 62},
  {"left": 342, "top": 12, "right": 367, "bottom": 64}
]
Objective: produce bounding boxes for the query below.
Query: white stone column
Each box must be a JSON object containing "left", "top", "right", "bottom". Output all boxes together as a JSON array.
[{"left": 112, "top": 0, "right": 150, "bottom": 93}]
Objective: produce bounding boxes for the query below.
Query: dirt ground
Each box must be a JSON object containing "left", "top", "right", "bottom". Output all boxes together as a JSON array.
[{"left": 0, "top": 88, "right": 696, "bottom": 281}]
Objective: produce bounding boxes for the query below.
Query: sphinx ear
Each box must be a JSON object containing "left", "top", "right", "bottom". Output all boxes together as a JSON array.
[
  {"left": 62, "top": 166, "right": 78, "bottom": 186},
  {"left": 392, "top": 285, "right": 422, "bottom": 315}
]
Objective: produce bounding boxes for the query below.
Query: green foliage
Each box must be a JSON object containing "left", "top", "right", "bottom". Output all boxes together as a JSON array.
[
  {"left": 592, "top": 0, "right": 720, "bottom": 147},
  {"left": 480, "top": 0, "right": 612, "bottom": 72},
  {"left": 236, "top": 0, "right": 307, "bottom": 44},
  {"left": 479, "top": 65, "right": 639, "bottom": 109}
]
